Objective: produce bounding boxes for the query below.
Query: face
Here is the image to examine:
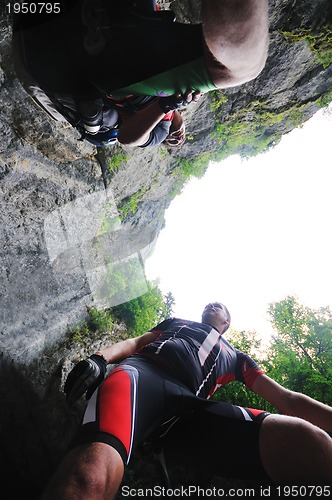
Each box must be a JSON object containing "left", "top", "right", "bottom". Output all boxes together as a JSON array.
[{"left": 201, "top": 302, "right": 230, "bottom": 334}]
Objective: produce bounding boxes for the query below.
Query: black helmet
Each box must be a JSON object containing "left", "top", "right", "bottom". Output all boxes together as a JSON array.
[{"left": 84, "top": 128, "right": 119, "bottom": 148}]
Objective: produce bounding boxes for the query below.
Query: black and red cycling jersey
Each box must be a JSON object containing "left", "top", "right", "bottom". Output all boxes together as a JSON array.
[{"left": 135, "top": 318, "right": 264, "bottom": 399}]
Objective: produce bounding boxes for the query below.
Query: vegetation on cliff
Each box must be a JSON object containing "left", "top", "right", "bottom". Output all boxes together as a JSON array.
[{"left": 67, "top": 281, "right": 174, "bottom": 347}]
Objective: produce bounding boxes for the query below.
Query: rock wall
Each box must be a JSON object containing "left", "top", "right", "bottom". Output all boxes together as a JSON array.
[{"left": 0, "top": 0, "right": 331, "bottom": 496}]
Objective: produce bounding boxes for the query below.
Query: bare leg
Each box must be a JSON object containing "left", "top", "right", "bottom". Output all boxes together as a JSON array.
[
  {"left": 39, "top": 443, "right": 124, "bottom": 500},
  {"left": 202, "top": 0, "right": 269, "bottom": 87},
  {"left": 260, "top": 414, "right": 332, "bottom": 484}
]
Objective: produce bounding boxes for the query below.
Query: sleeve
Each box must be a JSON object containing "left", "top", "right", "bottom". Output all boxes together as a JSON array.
[
  {"left": 149, "top": 317, "right": 174, "bottom": 334},
  {"left": 235, "top": 350, "right": 265, "bottom": 389},
  {"left": 139, "top": 120, "right": 172, "bottom": 147},
  {"left": 163, "top": 110, "right": 175, "bottom": 121}
]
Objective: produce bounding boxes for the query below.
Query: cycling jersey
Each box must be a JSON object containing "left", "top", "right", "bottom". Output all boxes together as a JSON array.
[
  {"left": 109, "top": 57, "right": 217, "bottom": 98},
  {"left": 139, "top": 318, "right": 264, "bottom": 399}
]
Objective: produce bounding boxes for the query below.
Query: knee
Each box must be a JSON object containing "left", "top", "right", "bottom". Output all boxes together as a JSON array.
[
  {"left": 68, "top": 454, "right": 109, "bottom": 496},
  {"left": 70, "top": 443, "right": 124, "bottom": 496},
  {"left": 259, "top": 415, "right": 332, "bottom": 484}
]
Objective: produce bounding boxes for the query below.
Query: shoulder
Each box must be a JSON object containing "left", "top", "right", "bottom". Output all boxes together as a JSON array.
[
  {"left": 202, "top": 43, "right": 233, "bottom": 88},
  {"left": 233, "top": 350, "right": 264, "bottom": 387},
  {"left": 150, "top": 317, "right": 175, "bottom": 333},
  {"left": 150, "top": 317, "right": 195, "bottom": 332},
  {"left": 202, "top": 33, "right": 269, "bottom": 89},
  {"left": 235, "top": 349, "right": 262, "bottom": 370}
]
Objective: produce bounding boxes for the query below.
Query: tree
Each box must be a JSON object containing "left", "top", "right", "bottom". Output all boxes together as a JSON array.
[
  {"left": 111, "top": 283, "right": 175, "bottom": 336},
  {"left": 266, "top": 295, "right": 332, "bottom": 405}
]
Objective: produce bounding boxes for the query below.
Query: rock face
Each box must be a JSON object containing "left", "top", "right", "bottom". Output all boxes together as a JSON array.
[{"left": 0, "top": 0, "right": 331, "bottom": 495}]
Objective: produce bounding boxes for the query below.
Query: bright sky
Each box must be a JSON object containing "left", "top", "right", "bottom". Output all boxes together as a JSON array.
[{"left": 145, "top": 106, "right": 332, "bottom": 342}]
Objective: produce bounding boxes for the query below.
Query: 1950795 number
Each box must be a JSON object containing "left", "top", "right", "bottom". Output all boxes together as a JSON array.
[
  {"left": 7, "top": 3, "right": 61, "bottom": 14},
  {"left": 276, "top": 486, "right": 331, "bottom": 497}
]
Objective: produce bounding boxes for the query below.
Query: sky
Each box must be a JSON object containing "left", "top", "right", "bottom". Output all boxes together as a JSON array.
[{"left": 145, "top": 105, "right": 332, "bottom": 342}]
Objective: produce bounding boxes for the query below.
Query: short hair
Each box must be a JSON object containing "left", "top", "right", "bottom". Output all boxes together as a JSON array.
[{"left": 220, "top": 303, "right": 231, "bottom": 333}]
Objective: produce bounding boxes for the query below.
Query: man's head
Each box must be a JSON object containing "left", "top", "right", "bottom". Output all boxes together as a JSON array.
[{"left": 201, "top": 302, "right": 231, "bottom": 335}]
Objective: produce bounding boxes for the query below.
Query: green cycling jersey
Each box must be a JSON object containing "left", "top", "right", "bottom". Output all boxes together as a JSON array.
[{"left": 110, "top": 57, "right": 217, "bottom": 98}]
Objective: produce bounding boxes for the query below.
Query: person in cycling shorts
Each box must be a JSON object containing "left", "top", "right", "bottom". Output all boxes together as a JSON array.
[{"left": 40, "top": 302, "right": 332, "bottom": 499}]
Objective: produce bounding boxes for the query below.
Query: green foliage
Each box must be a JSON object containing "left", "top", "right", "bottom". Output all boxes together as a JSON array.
[
  {"left": 281, "top": 25, "right": 332, "bottom": 69},
  {"left": 67, "top": 284, "right": 174, "bottom": 344},
  {"left": 67, "top": 306, "right": 114, "bottom": 346},
  {"left": 211, "top": 99, "right": 308, "bottom": 160},
  {"left": 210, "top": 90, "right": 228, "bottom": 112},
  {"left": 169, "top": 151, "right": 216, "bottom": 199},
  {"left": 101, "top": 258, "right": 148, "bottom": 305},
  {"left": 88, "top": 306, "right": 114, "bottom": 332},
  {"left": 226, "top": 329, "right": 262, "bottom": 356},
  {"left": 317, "top": 87, "right": 332, "bottom": 108},
  {"left": 111, "top": 285, "right": 175, "bottom": 335},
  {"left": 109, "top": 147, "right": 129, "bottom": 173},
  {"left": 117, "top": 187, "right": 147, "bottom": 219},
  {"left": 174, "top": 153, "right": 210, "bottom": 181},
  {"left": 267, "top": 295, "right": 332, "bottom": 404},
  {"left": 213, "top": 380, "right": 275, "bottom": 412},
  {"left": 68, "top": 322, "right": 92, "bottom": 346},
  {"left": 159, "top": 147, "right": 169, "bottom": 160}
]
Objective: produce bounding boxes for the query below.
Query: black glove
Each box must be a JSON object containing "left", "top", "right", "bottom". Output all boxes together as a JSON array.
[
  {"left": 158, "top": 92, "right": 186, "bottom": 113},
  {"left": 158, "top": 89, "right": 201, "bottom": 113},
  {"left": 64, "top": 354, "right": 107, "bottom": 405}
]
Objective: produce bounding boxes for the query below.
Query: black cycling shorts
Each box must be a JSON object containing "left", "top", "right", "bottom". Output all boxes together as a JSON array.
[{"left": 71, "top": 356, "right": 270, "bottom": 481}]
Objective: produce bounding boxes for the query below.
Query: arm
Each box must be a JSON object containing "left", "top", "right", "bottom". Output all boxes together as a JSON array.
[
  {"left": 252, "top": 374, "right": 332, "bottom": 433},
  {"left": 117, "top": 90, "right": 201, "bottom": 147},
  {"left": 117, "top": 100, "right": 166, "bottom": 147},
  {"left": 165, "top": 90, "right": 201, "bottom": 147},
  {"left": 169, "top": 110, "right": 184, "bottom": 133},
  {"left": 141, "top": 120, "right": 172, "bottom": 148},
  {"left": 96, "top": 330, "right": 160, "bottom": 364},
  {"left": 64, "top": 330, "right": 160, "bottom": 403},
  {"left": 202, "top": 0, "right": 269, "bottom": 88}
]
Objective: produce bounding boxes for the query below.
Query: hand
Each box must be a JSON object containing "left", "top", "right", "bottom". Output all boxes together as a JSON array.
[
  {"left": 183, "top": 89, "right": 202, "bottom": 105},
  {"left": 64, "top": 354, "right": 107, "bottom": 404},
  {"left": 165, "top": 122, "right": 186, "bottom": 147},
  {"left": 158, "top": 89, "right": 202, "bottom": 113}
]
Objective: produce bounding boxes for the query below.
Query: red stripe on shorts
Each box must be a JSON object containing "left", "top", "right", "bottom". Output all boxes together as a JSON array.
[{"left": 98, "top": 368, "right": 134, "bottom": 456}]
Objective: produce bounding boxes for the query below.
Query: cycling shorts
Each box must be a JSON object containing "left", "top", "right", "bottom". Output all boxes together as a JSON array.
[{"left": 71, "top": 356, "right": 270, "bottom": 479}]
